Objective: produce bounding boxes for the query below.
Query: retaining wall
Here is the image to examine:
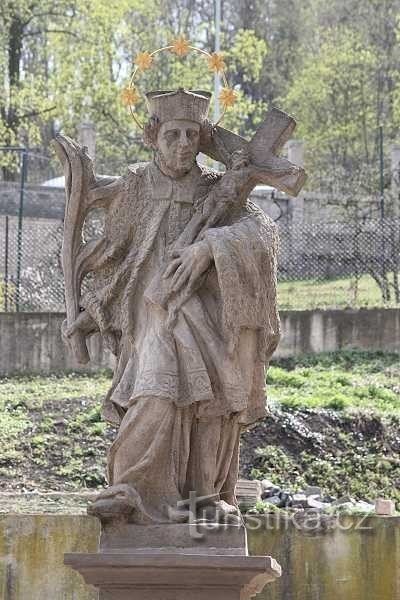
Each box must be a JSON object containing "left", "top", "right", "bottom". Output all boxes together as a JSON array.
[
  {"left": 0, "top": 514, "right": 398, "bottom": 599},
  {"left": 278, "top": 307, "right": 400, "bottom": 357},
  {"left": 0, "top": 308, "right": 398, "bottom": 376},
  {"left": 0, "top": 182, "right": 65, "bottom": 220}
]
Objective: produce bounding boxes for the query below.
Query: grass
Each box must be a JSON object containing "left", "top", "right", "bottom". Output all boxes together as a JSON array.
[
  {"left": 267, "top": 351, "right": 400, "bottom": 414},
  {"left": 2, "top": 275, "right": 397, "bottom": 312},
  {"left": 0, "top": 281, "right": 16, "bottom": 311},
  {"left": 0, "top": 352, "right": 398, "bottom": 504},
  {"left": 268, "top": 350, "right": 400, "bottom": 414},
  {"left": 0, "top": 370, "right": 111, "bottom": 409},
  {"left": 244, "top": 350, "right": 400, "bottom": 508},
  {"left": 0, "top": 370, "right": 113, "bottom": 491},
  {"left": 277, "top": 273, "right": 399, "bottom": 309}
]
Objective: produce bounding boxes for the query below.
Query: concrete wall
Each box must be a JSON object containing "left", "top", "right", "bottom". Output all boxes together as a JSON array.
[
  {"left": 0, "top": 514, "right": 398, "bottom": 600},
  {"left": 278, "top": 308, "right": 400, "bottom": 357},
  {"left": 0, "top": 182, "right": 65, "bottom": 220},
  {"left": 0, "top": 309, "right": 398, "bottom": 376},
  {"left": 0, "top": 313, "right": 114, "bottom": 375},
  {"left": 248, "top": 514, "right": 400, "bottom": 600}
]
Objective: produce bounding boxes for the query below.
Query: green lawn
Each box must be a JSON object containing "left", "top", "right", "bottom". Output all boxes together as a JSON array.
[
  {"left": 0, "top": 370, "right": 113, "bottom": 491},
  {"left": 278, "top": 273, "right": 399, "bottom": 309},
  {"left": 255, "top": 351, "right": 400, "bottom": 507},
  {"left": 268, "top": 350, "right": 400, "bottom": 414},
  {"left": 0, "top": 352, "right": 398, "bottom": 497}
]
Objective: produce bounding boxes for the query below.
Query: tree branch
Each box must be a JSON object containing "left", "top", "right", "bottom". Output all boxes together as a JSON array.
[
  {"left": 100, "top": 108, "right": 142, "bottom": 146},
  {"left": 23, "top": 29, "right": 80, "bottom": 38},
  {"left": 18, "top": 106, "right": 56, "bottom": 120}
]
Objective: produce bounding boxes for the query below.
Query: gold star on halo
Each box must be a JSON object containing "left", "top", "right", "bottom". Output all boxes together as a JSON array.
[
  {"left": 135, "top": 51, "right": 153, "bottom": 71},
  {"left": 121, "top": 86, "right": 140, "bottom": 106},
  {"left": 207, "top": 52, "right": 226, "bottom": 73},
  {"left": 171, "top": 34, "right": 190, "bottom": 57},
  {"left": 219, "top": 87, "right": 237, "bottom": 108}
]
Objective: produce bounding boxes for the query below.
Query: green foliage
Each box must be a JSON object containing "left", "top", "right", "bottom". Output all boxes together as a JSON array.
[
  {"left": 0, "top": 2, "right": 271, "bottom": 179},
  {"left": 1, "top": 0, "right": 400, "bottom": 191},
  {"left": 268, "top": 350, "right": 400, "bottom": 414},
  {"left": 0, "top": 371, "right": 112, "bottom": 490},
  {"left": 226, "top": 29, "right": 268, "bottom": 83},
  {"left": 253, "top": 500, "right": 283, "bottom": 514},
  {"left": 0, "top": 352, "right": 398, "bottom": 509},
  {"left": 252, "top": 446, "right": 400, "bottom": 509},
  {"left": 283, "top": 28, "right": 378, "bottom": 185},
  {"left": 251, "top": 446, "right": 305, "bottom": 489}
]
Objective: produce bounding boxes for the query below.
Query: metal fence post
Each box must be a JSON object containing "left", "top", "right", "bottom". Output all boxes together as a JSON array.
[
  {"left": 15, "top": 150, "right": 28, "bottom": 311},
  {"left": 4, "top": 216, "right": 9, "bottom": 311}
]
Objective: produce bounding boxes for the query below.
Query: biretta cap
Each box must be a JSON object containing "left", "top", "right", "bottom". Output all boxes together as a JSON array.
[{"left": 145, "top": 88, "right": 211, "bottom": 124}]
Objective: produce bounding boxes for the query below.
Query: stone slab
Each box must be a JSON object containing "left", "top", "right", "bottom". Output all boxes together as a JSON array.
[
  {"left": 100, "top": 522, "right": 247, "bottom": 555},
  {"left": 64, "top": 552, "right": 282, "bottom": 600}
]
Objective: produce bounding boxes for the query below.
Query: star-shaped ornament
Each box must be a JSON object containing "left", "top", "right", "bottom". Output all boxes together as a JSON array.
[
  {"left": 207, "top": 52, "right": 226, "bottom": 73},
  {"left": 135, "top": 51, "right": 153, "bottom": 71},
  {"left": 219, "top": 87, "right": 237, "bottom": 108},
  {"left": 171, "top": 35, "right": 190, "bottom": 57},
  {"left": 121, "top": 86, "right": 140, "bottom": 106}
]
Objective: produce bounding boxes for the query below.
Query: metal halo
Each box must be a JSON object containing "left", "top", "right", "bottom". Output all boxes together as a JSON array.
[{"left": 124, "top": 43, "right": 231, "bottom": 130}]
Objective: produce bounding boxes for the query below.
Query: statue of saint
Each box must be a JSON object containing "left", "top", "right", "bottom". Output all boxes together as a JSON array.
[{"left": 55, "top": 87, "right": 305, "bottom": 525}]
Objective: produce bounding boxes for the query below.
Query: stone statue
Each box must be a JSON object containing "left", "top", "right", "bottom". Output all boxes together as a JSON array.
[{"left": 54, "top": 88, "right": 306, "bottom": 527}]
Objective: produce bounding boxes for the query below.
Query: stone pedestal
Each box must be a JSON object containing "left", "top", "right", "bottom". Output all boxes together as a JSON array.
[
  {"left": 99, "top": 522, "right": 248, "bottom": 555},
  {"left": 65, "top": 523, "right": 281, "bottom": 599},
  {"left": 65, "top": 552, "right": 281, "bottom": 600}
]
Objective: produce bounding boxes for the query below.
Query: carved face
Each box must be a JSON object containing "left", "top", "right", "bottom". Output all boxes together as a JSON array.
[{"left": 156, "top": 119, "right": 200, "bottom": 177}]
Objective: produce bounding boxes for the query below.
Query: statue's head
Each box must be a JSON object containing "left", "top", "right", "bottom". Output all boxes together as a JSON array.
[{"left": 144, "top": 89, "right": 211, "bottom": 177}]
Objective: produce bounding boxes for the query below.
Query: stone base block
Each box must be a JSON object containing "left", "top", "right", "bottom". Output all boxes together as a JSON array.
[
  {"left": 100, "top": 522, "right": 248, "bottom": 555},
  {"left": 64, "top": 552, "right": 282, "bottom": 600}
]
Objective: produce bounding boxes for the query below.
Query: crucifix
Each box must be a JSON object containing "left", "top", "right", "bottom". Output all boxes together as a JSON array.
[
  {"left": 150, "top": 107, "right": 307, "bottom": 313},
  {"left": 203, "top": 107, "right": 306, "bottom": 194}
]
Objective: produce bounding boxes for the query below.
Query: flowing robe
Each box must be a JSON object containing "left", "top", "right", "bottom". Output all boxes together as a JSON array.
[{"left": 83, "top": 159, "right": 280, "bottom": 522}]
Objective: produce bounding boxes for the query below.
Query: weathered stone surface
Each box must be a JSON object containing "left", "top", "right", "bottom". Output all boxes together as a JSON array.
[
  {"left": 375, "top": 498, "right": 396, "bottom": 516},
  {"left": 54, "top": 86, "right": 308, "bottom": 598},
  {"left": 100, "top": 522, "right": 248, "bottom": 555},
  {"left": 2, "top": 514, "right": 400, "bottom": 599},
  {"left": 292, "top": 493, "right": 308, "bottom": 508},
  {"left": 260, "top": 479, "right": 274, "bottom": 491},
  {"left": 236, "top": 480, "right": 263, "bottom": 510},
  {"left": 304, "top": 486, "right": 322, "bottom": 497},
  {"left": 64, "top": 552, "right": 282, "bottom": 600},
  {"left": 0, "top": 182, "right": 65, "bottom": 218},
  {"left": 55, "top": 88, "right": 305, "bottom": 526}
]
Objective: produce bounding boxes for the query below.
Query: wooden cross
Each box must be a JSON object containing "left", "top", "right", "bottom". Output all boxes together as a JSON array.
[{"left": 200, "top": 107, "right": 307, "bottom": 196}]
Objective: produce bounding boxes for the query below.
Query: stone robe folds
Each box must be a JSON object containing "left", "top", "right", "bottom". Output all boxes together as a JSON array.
[{"left": 83, "top": 160, "right": 280, "bottom": 522}]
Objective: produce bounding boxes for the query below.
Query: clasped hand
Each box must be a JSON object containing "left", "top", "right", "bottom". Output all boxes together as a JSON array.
[{"left": 163, "top": 240, "right": 213, "bottom": 293}]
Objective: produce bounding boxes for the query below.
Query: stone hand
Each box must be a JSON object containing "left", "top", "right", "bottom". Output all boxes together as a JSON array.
[
  {"left": 163, "top": 240, "right": 213, "bottom": 293},
  {"left": 63, "top": 310, "right": 96, "bottom": 337}
]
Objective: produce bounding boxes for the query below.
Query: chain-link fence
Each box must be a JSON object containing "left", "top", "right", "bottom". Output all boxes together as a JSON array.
[
  {"left": 0, "top": 146, "right": 60, "bottom": 186},
  {"left": 278, "top": 218, "right": 400, "bottom": 308},
  {"left": 0, "top": 216, "right": 64, "bottom": 311},
  {"left": 1, "top": 215, "right": 399, "bottom": 312}
]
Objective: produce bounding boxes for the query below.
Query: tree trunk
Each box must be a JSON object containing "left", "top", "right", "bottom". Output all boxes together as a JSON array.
[{"left": 2, "top": 16, "right": 25, "bottom": 181}]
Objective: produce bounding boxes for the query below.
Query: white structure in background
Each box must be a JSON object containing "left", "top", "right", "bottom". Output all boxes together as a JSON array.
[{"left": 78, "top": 121, "right": 96, "bottom": 163}]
